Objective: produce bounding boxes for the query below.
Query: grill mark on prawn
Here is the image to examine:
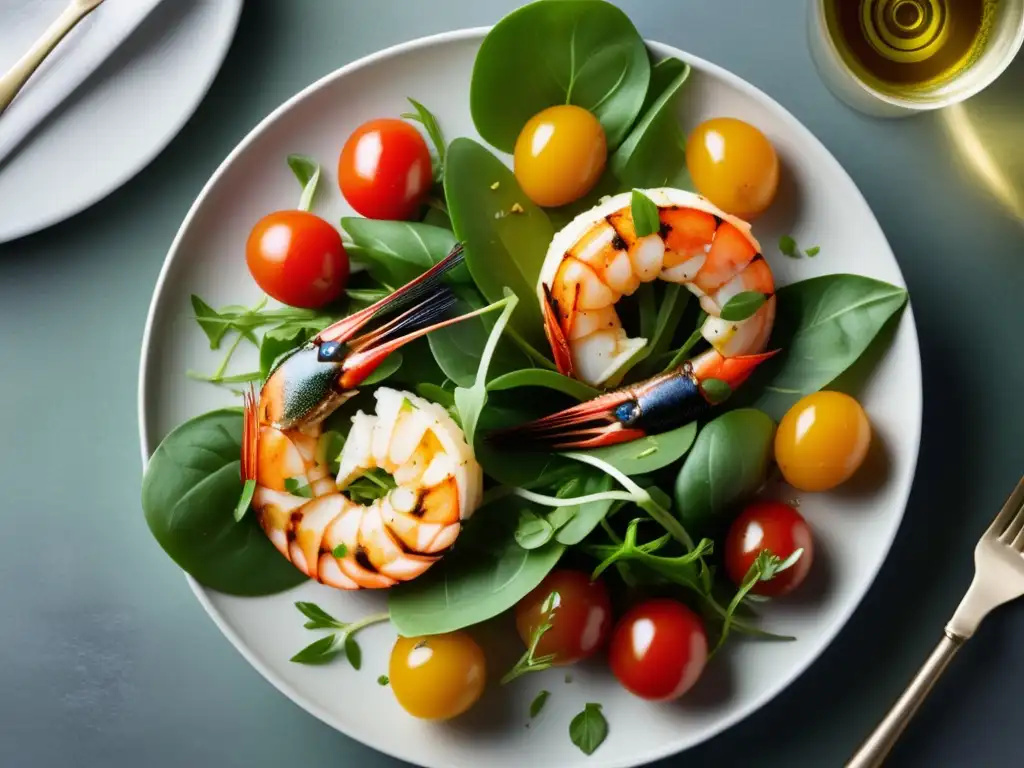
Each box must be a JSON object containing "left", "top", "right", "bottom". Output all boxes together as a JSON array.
[{"left": 355, "top": 546, "right": 378, "bottom": 573}]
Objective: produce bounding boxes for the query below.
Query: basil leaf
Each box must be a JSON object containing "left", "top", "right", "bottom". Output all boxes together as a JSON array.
[
  {"left": 340, "top": 218, "right": 469, "bottom": 288},
  {"left": 288, "top": 154, "right": 321, "bottom": 212},
  {"left": 700, "top": 378, "right": 732, "bottom": 404},
  {"left": 611, "top": 58, "right": 693, "bottom": 189},
  {"left": 530, "top": 690, "right": 550, "bottom": 718},
  {"left": 142, "top": 410, "right": 307, "bottom": 596},
  {"left": 444, "top": 138, "right": 553, "bottom": 350},
  {"left": 388, "top": 495, "right": 566, "bottom": 636},
  {"left": 674, "top": 409, "right": 775, "bottom": 529},
  {"left": 630, "top": 189, "right": 660, "bottom": 237},
  {"left": 296, "top": 601, "right": 345, "bottom": 630},
  {"left": 470, "top": 0, "right": 650, "bottom": 152},
  {"left": 569, "top": 703, "right": 608, "bottom": 756},
  {"left": 751, "top": 275, "right": 908, "bottom": 419},
  {"left": 719, "top": 291, "right": 767, "bottom": 322}
]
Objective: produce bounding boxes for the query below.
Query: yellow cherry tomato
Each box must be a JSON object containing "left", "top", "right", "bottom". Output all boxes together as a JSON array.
[
  {"left": 388, "top": 631, "right": 486, "bottom": 720},
  {"left": 513, "top": 105, "right": 607, "bottom": 208},
  {"left": 685, "top": 117, "right": 779, "bottom": 219},
  {"left": 775, "top": 391, "right": 872, "bottom": 492}
]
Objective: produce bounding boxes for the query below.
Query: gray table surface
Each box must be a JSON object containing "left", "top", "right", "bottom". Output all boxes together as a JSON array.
[{"left": 2, "top": 1, "right": 1023, "bottom": 766}]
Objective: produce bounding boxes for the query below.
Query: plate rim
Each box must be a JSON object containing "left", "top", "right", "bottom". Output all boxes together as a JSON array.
[
  {"left": 137, "top": 25, "right": 923, "bottom": 768},
  {"left": 0, "top": 0, "right": 244, "bottom": 245}
]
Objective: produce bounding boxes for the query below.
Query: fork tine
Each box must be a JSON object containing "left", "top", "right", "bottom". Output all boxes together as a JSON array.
[{"left": 989, "top": 475, "right": 1024, "bottom": 541}]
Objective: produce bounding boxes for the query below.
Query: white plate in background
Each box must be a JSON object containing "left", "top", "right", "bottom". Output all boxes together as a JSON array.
[
  {"left": 0, "top": 0, "right": 242, "bottom": 244},
  {"left": 138, "top": 28, "right": 922, "bottom": 768}
]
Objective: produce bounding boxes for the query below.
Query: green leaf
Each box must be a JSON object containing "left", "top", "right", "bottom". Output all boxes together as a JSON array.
[
  {"left": 700, "top": 377, "right": 732, "bottom": 405},
  {"left": 571, "top": 422, "right": 698, "bottom": 476},
  {"left": 288, "top": 154, "right": 321, "bottom": 212},
  {"left": 332, "top": 543, "right": 348, "bottom": 559},
  {"left": 469, "top": 0, "right": 650, "bottom": 152},
  {"left": 340, "top": 218, "right": 469, "bottom": 288},
  {"left": 569, "top": 703, "right": 608, "bottom": 756},
  {"left": 444, "top": 137, "right": 553, "bottom": 349},
  {"left": 453, "top": 290, "right": 519, "bottom": 447},
  {"left": 719, "top": 291, "right": 767, "bottom": 322},
  {"left": 388, "top": 495, "right": 566, "bottom": 637},
  {"left": 587, "top": 518, "right": 712, "bottom": 590},
  {"left": 345, "top": 287, "right": 390, "bottom": 305},
  {"left": 515, "top": 508, "right": 555, "bottom": 550},
  {"left": 674, "top": 409, "right": 775, "bottom": 529},
  {"left": 360, "top": 352, "right": 403, "bottom": 386},
  {"left": 501, "top": 590, "right": 560, "bottom": 684},
  {"left": 779, "top": 234, "right": 799, "bottom": 258},
  {"left": 714, "top": 549, "right": 803, "bottom": 653},
  {"left": 141, "top": 410, "right": 307, "bottom": 596},
  {"left": 553, "top": 471, "right": 615, "bottom": 545},
  {"left": 530, "top": 690, "right": 550, "bottom": 718},
  {"left": 296, "top": 601, "right": 346, "bottom": 630},
  {"left": 259, "top": 327, "right": 307, "bottom": 382},
  {"left": 750, "top": 275, "right": 908, "bottom": 419},
  {"left": 344, "top": 635, "right": 362, "bottom": 670},
  {"left": 191, "top": 295, "right": 228, "bottom": 348},
  {"left": 401, "top": 98, "right": 446, "bottom": 182},
  {"left": 234, "top": 479, "right": 256, "bottom": 522},
  {"left": 284, "top": 477, "right": 313, "bottom": 499},
  {"left": 377, "top": 675, "right": 389, "bottom": 686},
  {"left": 630, "top": 189, "right": 660, "bottom": 237},
  {"left": 806, "top": 246, "right": 820, "bottom": 257},
  {"left": 290, "top": 634, "right": 345, "bottom": 665},
  {"left": 611, "top": 58, "right": 692, "bottom": 188},
  {"left": 486, "top": 368, "right": 600, "bottom": 402}
]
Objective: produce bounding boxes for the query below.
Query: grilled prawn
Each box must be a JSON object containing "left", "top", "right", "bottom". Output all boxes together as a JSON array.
[
  {"left": 538, "top": 187, "right": 776, "bottom": 387},
  {"left": 496, "top": 188, "right": 780, "bottom": 450},
  {"left": 242, "top": 248, "right": 484, "bottom": 589}
]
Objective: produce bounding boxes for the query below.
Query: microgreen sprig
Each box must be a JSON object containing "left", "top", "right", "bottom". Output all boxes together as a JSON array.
[
  {"left": 290, "top": 602, "right": 389, "bottom": 669},
  {"left": 713, "top": 549, "right": 803, "bottom": 654},
  {"left": 500, "top": 590, "right": 560, "bottom": 685}
]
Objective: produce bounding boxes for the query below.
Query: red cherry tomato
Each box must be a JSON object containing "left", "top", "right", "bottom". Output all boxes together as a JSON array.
[
  {"left": 724, "top": 500, "right": 814, "bottom": 597},
  {"left": 515, "top": 570, "right": 612, "bottom": 665},
  {"left": 609, "top": 599, "right": 708, "bottom": 701},
  {"left": 245, "top": 210, "right": 348, "bottom": 309},
  {"left": 338, "top": 118, "right": 432, "bottom": 220}
]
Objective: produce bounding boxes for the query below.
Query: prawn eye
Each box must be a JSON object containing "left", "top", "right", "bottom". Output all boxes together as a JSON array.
[
  {"left": 318, "top": 341, "right": 346, "bottom": 362},
  {"left": 614, "top": 401, "right": 642, "bottom": 426}
]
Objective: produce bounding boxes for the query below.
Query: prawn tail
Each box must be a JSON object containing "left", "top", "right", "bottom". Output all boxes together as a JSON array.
[
  {"left": 690, "top": 347, "right": 781, "bottom": 393},
  {"left": 241, "top": 385, "right": 259, "bottom": 484},
  {"left": 541, "top": 283, "right": 575, "bottom": 378}
]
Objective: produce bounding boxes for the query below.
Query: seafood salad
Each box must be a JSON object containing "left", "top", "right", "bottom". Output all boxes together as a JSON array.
[{"left": 141, "top": 0, "right": 908, "bottom": 757}]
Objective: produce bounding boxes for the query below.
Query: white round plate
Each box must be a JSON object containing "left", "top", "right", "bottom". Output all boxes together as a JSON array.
[
  {"left": 0, "top": 0, "right": 242, "bottom": 244},
  {"left": 138, "top": 28, "right": 922, "bottom": 768}
]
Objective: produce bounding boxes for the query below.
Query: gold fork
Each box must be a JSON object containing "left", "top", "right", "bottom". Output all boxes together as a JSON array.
[
  {"left": 848, "top": 475, "right": 1024, "bottom": 767},
  {"left": 0, "top": 0, "right": 107, "bottom": 117}
]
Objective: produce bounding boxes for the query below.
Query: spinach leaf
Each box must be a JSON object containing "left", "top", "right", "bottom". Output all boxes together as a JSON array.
[
  {"left": 340, "top": 218, "right": 469, "bottom": 288},
  {"left": 575, "top": 421, "right": 698, "bottom": 476},
  {"left": 515, "top": 508, "right": 555, "bottom": 549},
  {"left": 444, "top": 138, "right": 552, "bottom": 350},
  {"left": 611, "top": 57, "right": 692, "bottom": 188},
  {"left": 388, "top": 495, "right": 566, "bottom": 636},
  {"left": 141, "top": 410, "right": 307, "bottom": 595},
  {"left": 752, "top": 275, "right": 908, "bottom": 419},
  {"left": 470, "top": 0, "right": 650, "bottom": 152},
  {"left": 674, "top": 409, "right": 775, "bottom": 529},
  {"left": 487, "top": 368, "right": 600, "bottom": 402},
  {"left": 554, "top": 471, "right": 616, "bottom": 545}
]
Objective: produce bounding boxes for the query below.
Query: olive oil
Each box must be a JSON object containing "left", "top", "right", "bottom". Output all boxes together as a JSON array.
[{"left": 823, "top": 0, "right": 999, "bottom": 96}]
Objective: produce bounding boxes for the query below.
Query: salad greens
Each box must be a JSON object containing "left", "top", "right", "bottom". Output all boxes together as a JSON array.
[
  {"left": 139, "top": 0, "right": 914, "bottom": 753},
  {"left": 470, "top": 0, "right": 650, "bottom": 152}
]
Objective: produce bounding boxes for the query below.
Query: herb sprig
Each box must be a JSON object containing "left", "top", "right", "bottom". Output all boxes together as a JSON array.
[{"left": 290, "top": 602, "right": 389, "bottom": 668}]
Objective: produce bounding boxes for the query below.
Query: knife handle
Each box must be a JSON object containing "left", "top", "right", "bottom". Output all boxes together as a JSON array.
[{"left": 0, "top": 0, "right": 107, "bottom": 117}]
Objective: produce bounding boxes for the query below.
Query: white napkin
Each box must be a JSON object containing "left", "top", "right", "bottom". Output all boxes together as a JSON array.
[{"left": 0, "top": 0, "right": 166, "bottom": 164}]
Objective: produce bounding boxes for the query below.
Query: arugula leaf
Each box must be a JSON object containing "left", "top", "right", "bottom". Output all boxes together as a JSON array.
[
  {"left": 191, "top": 295, "right": 229, "bottom": 348},
  {"left": 234, "top": 479, "right": 256, "bottom": 522},
  {"left": 569, "top": 703, "right": 608, "bottom": 755},
  {"left": 587, "top": 518, "right": 713, "bottom": 590},
  {"left": 401, "top": 98, "right": 446, "bottom": 182},
  {"left": 296, "top": 601, "right": 346, "bottom": 630},
  {"left": 630, "top": 189, "right": 660, "bottom": 237},
  {"left": 714, "top": 549, "right": 804, "bottom": 653},
  {"left": 501, "top": 591, "right": 560, "bottom": 684},
  {"left": 530, "top": 690, "right": 550, "bottom": 718},
  {"left": 453, "top": 290, "right": 519, "bottom": 446},
  {"left": 288, "top": 154, "right": 321, "bottom": 212},
  {"left": 719, "top": 291, "right": 767, "bottom": 322}
]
